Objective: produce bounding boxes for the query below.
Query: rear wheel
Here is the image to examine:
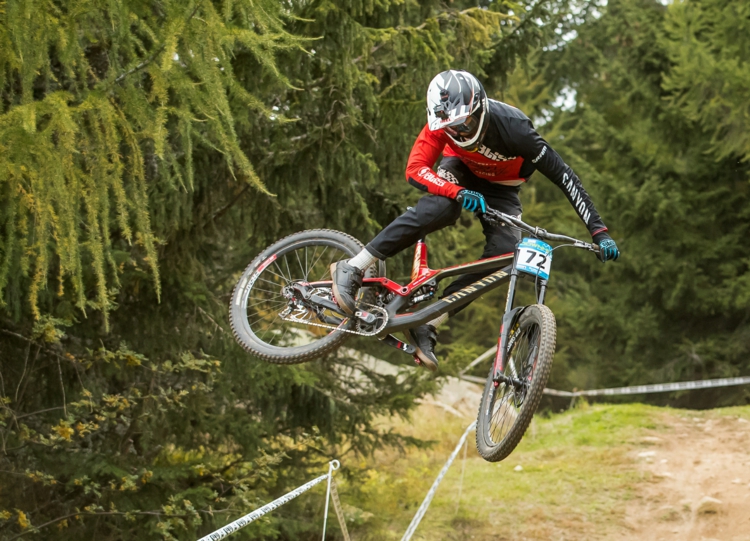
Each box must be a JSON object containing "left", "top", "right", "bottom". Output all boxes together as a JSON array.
[
  {"left": 229, "top": 229, "right": 381, "bottom": 364},
  {"left": 476, "top": 304, "right": 556, "bottom": 462}
]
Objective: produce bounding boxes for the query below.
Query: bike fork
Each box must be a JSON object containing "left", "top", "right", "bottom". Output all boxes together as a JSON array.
[{"left": 493, "top": 268, "right": 520, "bottom": 385}]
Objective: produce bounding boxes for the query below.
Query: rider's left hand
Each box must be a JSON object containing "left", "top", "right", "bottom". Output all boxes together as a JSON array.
[{"left": 593, "top": 232, "right": 620, "bottom": 263}]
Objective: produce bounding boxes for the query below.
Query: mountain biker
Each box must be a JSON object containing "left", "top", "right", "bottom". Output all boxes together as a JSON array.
[{"left": 331, "top": 70, "right": 619, "bottom": 371}]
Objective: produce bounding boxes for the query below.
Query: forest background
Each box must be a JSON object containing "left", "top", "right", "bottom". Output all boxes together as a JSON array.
[{"left": 0, "top": 0, "right": 748, "bottom": 539}]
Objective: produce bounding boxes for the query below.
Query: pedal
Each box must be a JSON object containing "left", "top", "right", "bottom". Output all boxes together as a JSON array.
[{"left": 380, "top": 334, "right": 417, "bottom": 355}]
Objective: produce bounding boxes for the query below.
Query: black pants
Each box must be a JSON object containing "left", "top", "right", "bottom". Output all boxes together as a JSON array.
[{"left": 366, "top": 157, "right": 522, "bottom": 304}]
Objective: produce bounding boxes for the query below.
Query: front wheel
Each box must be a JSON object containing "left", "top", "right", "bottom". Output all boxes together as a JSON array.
[{"left": 476, "top": 304, "right": 556, "bottom": 462}]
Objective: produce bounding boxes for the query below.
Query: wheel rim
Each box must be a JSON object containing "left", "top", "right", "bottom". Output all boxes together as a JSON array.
[
  {"left": 240, "top": 241, "right": 352, "bottom": 349},
  {"left": 484, "top": 322, "right": 541, "bottom": 446}
]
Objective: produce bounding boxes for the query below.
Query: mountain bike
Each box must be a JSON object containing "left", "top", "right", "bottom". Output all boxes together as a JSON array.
[{"left": 229, "top": 207, "right": 601, "bottom": 462}]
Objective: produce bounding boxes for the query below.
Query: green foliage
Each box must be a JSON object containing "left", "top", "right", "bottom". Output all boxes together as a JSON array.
[
  {"left": 0, "top": 0, "right": 296, "bottom": 323},
  {"left": 510, "top": 0, "right": 750, "bottom": 406},
  {"left": 662, "top": 0, "right": 750, "bottom": 162}
]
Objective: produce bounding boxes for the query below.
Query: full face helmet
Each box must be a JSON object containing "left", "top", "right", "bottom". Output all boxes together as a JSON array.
[{"left": 426, "top": 70, "right": 488, "bottom": 150}]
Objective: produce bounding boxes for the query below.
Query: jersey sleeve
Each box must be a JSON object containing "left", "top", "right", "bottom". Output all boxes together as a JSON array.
[
  {"left": 509, "top": 119, "right": 608, "bottom": 238},
  {"left": 405, "top": 125, "right": 462, "bottom": 199}
]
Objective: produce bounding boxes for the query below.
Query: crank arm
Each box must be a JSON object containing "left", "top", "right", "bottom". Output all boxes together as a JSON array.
[
  {"left": 308, "top": 294, "right": 348, "bottom": 316},
  {"left": 317, "top": 314, "right": 345, "bottom": 325},
  {"left": 379, "top": 334, "right": 416, "bottom": 355},
  {"left": 308, "top": 295, "right": 380, "bottom": 326}
]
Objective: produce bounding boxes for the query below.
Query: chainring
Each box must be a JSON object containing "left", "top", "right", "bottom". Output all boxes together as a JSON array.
[{"left": 279, "top": 286, "right": 388, "bottom": 337}]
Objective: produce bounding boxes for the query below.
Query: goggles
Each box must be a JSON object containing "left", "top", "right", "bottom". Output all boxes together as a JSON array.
[{"left": 442, "top": 113, "right": 480, "bottom": 141}]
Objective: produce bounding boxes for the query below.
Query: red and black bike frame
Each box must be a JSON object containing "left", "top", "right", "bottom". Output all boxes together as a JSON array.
[
  {"left": 372, "top": 237, "right": 547, "bottom": 382},
  {"left": 308, "top": 236, "right": 547, "bottom": 377}
]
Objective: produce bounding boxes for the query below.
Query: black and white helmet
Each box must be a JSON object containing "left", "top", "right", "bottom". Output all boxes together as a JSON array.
[{"left": 426, "top": 70, "right": 488, "bottom": 150}]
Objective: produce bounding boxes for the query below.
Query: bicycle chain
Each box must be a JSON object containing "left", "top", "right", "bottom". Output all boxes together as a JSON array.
[{"left": 280, "top": 302, "right": 388, "bottom": 337}]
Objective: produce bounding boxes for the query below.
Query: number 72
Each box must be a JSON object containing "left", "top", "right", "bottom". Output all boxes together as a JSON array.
[{"left": 525, "top": 250, "right": 547, "bottom": 268}]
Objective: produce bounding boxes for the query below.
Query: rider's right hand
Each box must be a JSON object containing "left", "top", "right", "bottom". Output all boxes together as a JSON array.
[{"left": 456, "top": 189, "right": 486, "bottom": 214}]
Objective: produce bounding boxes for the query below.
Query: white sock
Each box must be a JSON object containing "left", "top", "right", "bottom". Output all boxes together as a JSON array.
[
  {"left": 427, "top": 313, "right": 449, "bottom": 329},
  {"left": 348, "top": 248, "right": 378, "bottom": 270}
]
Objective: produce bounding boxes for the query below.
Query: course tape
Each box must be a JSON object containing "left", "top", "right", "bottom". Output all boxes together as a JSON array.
[
  {"left": 543, "top": 376, "right": 750, "bottom": 397},
  {"left": 197, "top": 462, "right": 336, "bottom": 541},
  {"left": 330, "top": 479, "right": 351, "bottom": 541},
  {"left": 401, "top": 420, "right": 477, "bottom": 541},
  {"left": 458, "top": 374, "right": 750, "bottom": 397}
]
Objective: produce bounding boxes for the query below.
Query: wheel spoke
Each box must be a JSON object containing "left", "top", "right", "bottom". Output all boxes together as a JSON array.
[
  {"left": 485, "top": 321, "right": 541, "bottom": 447},
  {"left": 259, "top": 313, "right": 282, "bottom": 341},
  {"left": 247, "top": 286, "right": 283, "bottom": 296},
  {"left": 264, "top": 267, "right": 290, "bottom": 284},
  {"left": 256, "top": 276, "right": 285, "bottom": 288},
  {"left": 284, "top": 255, "right": 294, "bottom": 286},
  {"left": 308, "top": 246, "right": 329, "bottom": 277},
  {"left": 306, "top": 246, "right": 318, "bottom": 280},
  {"left": 295, "top": 250, "right": 305, "bottom": 280},
  {"left": 273, "top": 261, "right": 291, "bottom": 284},
  {"left": 240, "top": 242, "right": 353, "bottom": 348},
  {"left": 246, "top": 298, "right": 287, "bottom": 312},
  {"left": 325, "top": 249, "right": 337, "bottom": 275}
]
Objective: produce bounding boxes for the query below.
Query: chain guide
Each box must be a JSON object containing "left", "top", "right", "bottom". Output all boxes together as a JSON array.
[{"left": 280, "top": 299, "right": 388, "bottom": 337}]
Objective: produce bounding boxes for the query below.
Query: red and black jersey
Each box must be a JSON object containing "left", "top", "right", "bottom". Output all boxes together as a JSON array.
[{"left": 405, "top": 99, "right": 608, "bottom": 238}]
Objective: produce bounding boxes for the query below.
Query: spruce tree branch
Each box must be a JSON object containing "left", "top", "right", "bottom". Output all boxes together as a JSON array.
[
  {"left": 13, "top": 407, "right": 66, "bottom": 421},
  {"left": 5, "top": 510, "right": 186, "bottom": 541},
  {"left": 196, "top": 306, "right": 227, "bottom": 334},
  {"left": 5, "top": 506, "right": 234, "bottom": 540},
  {"left": 351, "top": 7, "right": 512, "bottom": 64},
  {"left": 210, "top": 185, "right": 251, "bottom": 223},
  {"left": 55, "top": 356, "right": 67, "bottom": 417},
  {"left": 112, "top": 1, "right": 204, "bottom": 85},
  {"left": 498, "top": 0, "right": 549, "bottom": 43}
]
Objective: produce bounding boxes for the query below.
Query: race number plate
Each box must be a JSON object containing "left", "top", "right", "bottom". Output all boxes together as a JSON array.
[{"left": 515, "top": 238, "right": 553, "bottom": 280}]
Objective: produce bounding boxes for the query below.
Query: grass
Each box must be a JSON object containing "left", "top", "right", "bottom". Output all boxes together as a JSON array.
[{"left": 337, "top": 402, "right": 670, "bottom": 540}]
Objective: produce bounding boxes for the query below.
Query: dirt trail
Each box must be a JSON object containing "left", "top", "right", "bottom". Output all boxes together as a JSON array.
[
  {"left": 426, "top": 380, "right": 750, "bottom": 540},
  {"left": 615, "top": 413, "right": 750, "bottom": 541}
]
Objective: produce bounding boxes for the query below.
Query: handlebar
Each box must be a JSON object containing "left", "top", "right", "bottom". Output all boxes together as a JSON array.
[{"left": 481, "top": 207, "right": 601, "bottom": 255}]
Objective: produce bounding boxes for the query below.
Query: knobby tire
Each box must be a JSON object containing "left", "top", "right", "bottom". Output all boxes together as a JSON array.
[
  {"left": 476, "top": 304, "right": 556, "bottom": 462},
  {"left": 229, "top": 229, "right": 381, "bottom": 365}
]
